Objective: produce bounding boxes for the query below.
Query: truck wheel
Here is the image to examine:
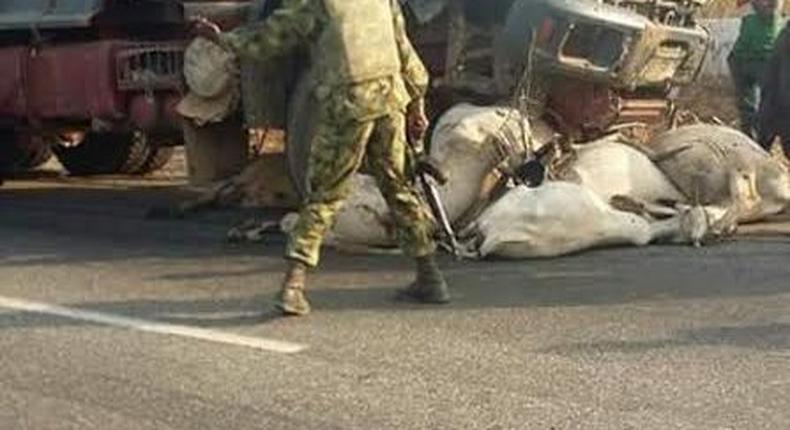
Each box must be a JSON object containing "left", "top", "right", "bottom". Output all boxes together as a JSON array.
[
  {"left": 0, "top": 131, "right": 53, "bottom": 173},
  {"left": 53, "top": 132, "right": 151, "bottom": 176}
]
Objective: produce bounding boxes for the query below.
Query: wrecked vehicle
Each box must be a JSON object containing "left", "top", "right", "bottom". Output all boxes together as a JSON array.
[{"left": 407, "top": 0, "right": 712, "bottom": 139}]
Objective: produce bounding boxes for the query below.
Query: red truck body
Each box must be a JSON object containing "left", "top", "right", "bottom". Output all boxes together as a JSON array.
[
  {"left": 0, "top": 42, "right": 125, "bottom": 121},
  {"left": 0, "top": 1, "right": 241, "bottom": 175}
]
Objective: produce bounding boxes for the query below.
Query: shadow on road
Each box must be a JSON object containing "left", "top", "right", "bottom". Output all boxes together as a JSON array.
[
  {"left": 2, "top": 179, "right": 790, "bottom": 342},
  {"left": 1, "top": 241, "right": 789, "bottom": 334}
]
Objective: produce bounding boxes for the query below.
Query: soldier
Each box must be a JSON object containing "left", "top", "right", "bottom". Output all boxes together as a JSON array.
[{"left": 194, "top": 0, "right": 451, "bottom": 316}]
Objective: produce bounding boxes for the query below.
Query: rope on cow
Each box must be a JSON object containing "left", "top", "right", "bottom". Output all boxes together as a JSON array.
[{"left": 484, "top": 27, "right": 541, "bottom": 182}]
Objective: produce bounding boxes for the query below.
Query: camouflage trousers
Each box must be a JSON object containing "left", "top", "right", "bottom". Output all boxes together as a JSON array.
[{"left": 286, "top": 110, "right": 436, "bottom": 267}]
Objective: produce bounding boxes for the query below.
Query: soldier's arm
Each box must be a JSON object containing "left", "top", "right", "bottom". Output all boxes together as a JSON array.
[
  {"left": 219, "top": 0, "right": 319, "bottom": 62},
  {"left": 392, "top": 0, "right": 430, "bottom": 101}
]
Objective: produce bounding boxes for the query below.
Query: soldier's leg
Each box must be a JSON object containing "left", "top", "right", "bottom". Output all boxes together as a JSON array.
[
  {"left": 277, "top": 116, "right": 375, "bottom": 316},
  {"left": 366, "top": 111, "right": 450, "bottom": 304}
]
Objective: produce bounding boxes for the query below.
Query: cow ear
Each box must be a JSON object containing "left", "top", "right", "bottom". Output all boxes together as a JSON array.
[{"left": 610, "top": 195, "right": 647, "bottom": 216}]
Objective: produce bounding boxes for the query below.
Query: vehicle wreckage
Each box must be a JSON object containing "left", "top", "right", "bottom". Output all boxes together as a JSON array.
[{"left": 176, "top": 0, "right": 790, "bottom": 259}]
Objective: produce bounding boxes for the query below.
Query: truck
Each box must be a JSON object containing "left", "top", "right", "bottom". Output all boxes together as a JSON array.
[{"left": 0, "top": 0, "right": 253, "bottom": 176}]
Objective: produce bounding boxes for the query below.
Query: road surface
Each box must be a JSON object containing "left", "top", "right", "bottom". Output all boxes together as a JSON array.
[{"left": 1, "top": 170, "right": 789, "bottom": 429}]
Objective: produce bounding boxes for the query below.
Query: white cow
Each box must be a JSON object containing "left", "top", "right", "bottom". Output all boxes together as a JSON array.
[
  {"left": 647, "top": 124, "right": 790, "bottom": 222},
  {"left": 429, "top": 103, "right": 532, "bottom": 222},
  {"left": 555, "top": 135, "right": 687, "bottom": 204},
  {"left": 297, "top": 175, "right": 396, "bottom": 250},
  {"left": 460, "top": 182, "right": 713, "bottom": 259}
]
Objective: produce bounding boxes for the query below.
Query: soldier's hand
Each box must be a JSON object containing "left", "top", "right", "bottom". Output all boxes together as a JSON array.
[
  {"left": 415, "top": 154, "right": 448, "bottom": 185},
  {"left": 191, "top": 17, "right": 222, "bottom": 44},
  {"left": 407, "top": 99, "right": 429, "bottom": 143}
]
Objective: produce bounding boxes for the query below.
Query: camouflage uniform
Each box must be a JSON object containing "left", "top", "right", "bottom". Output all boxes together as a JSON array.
[{"left": 221, "top": 0, "right": 435, "bottom": 267}]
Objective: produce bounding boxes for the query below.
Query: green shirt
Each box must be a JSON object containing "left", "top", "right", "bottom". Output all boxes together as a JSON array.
[{"left": 731, "top": 13, "right": 787, "bottom": 62}]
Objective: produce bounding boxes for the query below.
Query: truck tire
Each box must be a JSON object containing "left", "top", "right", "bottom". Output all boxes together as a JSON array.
[
  {"left": 0, "top": 131, "right": 53, "bottom": 173},
  {"left": 53, "top": 132, "right": 151, "bottom": 176}
]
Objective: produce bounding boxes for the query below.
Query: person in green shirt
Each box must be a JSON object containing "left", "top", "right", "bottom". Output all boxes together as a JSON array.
[{"left": 728, "top": 0, "right": 786, "bottom": 138}]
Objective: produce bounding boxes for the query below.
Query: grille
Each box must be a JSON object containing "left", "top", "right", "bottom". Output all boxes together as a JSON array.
[{"left": 116, "top": 43, "right": 185, "bottom": 91}]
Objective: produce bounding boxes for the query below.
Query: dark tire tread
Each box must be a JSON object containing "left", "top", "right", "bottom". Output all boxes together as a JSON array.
[{"left": 53, "top": 132, "right": 151, "bottom": 176}]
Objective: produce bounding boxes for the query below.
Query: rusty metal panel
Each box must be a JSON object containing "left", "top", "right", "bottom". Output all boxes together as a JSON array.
[
  {"left": 0, "top": 46, "right": 28, "bottom": 118},
  {"left": 27, "top": 41, "right": 125, "bottom": 120},
  {"left": 0, "top": 0, "right": 103, "bottom": 30}
]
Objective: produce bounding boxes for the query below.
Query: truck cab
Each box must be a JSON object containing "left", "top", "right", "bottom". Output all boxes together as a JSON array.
[{"left": 0, "top": 0, "right": 191, "bottom": 175}]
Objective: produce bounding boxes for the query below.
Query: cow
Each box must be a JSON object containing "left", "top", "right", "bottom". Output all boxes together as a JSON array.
[
  {"left": 428, "top": 103, "right": 532, "bottom": 222},
  {"left": 235, "top": 108, "right": 786, "bottom": 260},
  {"left": 554, "top": 135, "right": 687, "bottom": 204},
  {"left": 646, "top": 124, "right": 790, "bottom": 222},
  {"left": 458, "top": 181, "right": 728, "bottom": 259}
]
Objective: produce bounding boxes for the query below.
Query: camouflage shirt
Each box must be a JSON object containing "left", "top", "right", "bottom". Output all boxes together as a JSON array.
[{"left": 220, "top": 0, "right": 429, "bottom": 121}]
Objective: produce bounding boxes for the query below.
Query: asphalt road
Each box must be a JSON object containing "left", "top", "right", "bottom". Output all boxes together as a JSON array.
[{"left": 1, "top": 172, "right": 789, "bottom": 430}]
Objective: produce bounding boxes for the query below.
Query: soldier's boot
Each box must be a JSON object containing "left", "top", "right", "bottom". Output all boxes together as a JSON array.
[
  {"left": 396, "top": 254, "right": 451, "bottom": 304},
  {"left": 275, "top": 260, "right": 311, "bottom": 316}
]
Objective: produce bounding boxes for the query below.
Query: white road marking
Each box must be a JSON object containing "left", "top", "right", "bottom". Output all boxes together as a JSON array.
[{"left": 0, "top": 296, "right": 307, "bottom": 354}]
